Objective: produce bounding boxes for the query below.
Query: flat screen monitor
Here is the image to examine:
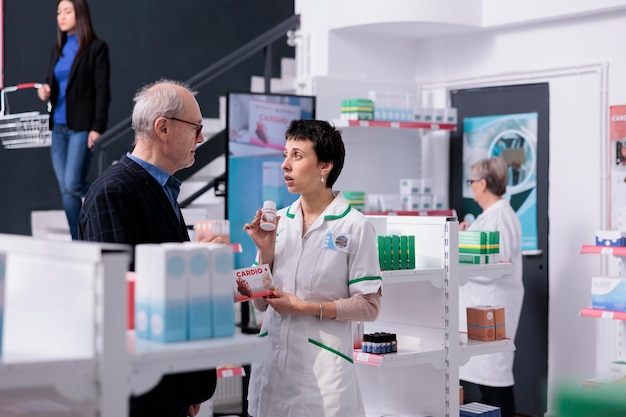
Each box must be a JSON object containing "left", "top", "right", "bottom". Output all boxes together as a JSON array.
[{"left": 226, "top": 91, "right": 316, "bottom": 268}]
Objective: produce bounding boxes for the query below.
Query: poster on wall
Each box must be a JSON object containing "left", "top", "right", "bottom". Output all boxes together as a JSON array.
[
  {"left": 609, "top": 105, "right": 626, "bottom": 229},
  {"left": 462, "top": 113, "right": 539, "bottom": 252}
]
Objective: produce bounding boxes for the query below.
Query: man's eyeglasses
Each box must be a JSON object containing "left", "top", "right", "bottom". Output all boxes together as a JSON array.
[
  {"left": 166, "top": 117, "right": 203, "bottom": 138},
  {"left": 466, "top": 178, "right": 482, "bottom": 186}
]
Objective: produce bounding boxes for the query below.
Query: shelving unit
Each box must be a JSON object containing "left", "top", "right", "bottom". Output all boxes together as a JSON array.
[
  {"left": 459, "top": 262, "right": 512, "bottom": 286},
  {"left": 129, "top": 333, "right": 270, "bottom": 395},
  {"left": 324, "top": 109, "right": 457, "bottom": 210},
  {"left": 459, "top": 337, "right": 515, "bottom": 366},
  {"left": 355, "top": 215, "right": 515, "bottom": 417},
  {"left": 0, "top": 234, "right": 269, "bottom": 416},
  {"left": 578, "top": 235, "right": 626, "bottom": 379},
  {"left": 331, "top": 118, "right": 457, "bottom": 131},
  {"left": 580, "top": 244, "right": 626, "bottom": 256},
  {"left": 580, "top": 307, "right": 626, "bottom": 321}
]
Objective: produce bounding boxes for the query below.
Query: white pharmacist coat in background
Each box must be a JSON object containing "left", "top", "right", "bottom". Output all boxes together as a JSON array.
[
  {"left": 247, "top": 193, "right": 382, "bottom": 417},
  {"left": 459, "top": 198, "right": 524, "bottom": 387}
]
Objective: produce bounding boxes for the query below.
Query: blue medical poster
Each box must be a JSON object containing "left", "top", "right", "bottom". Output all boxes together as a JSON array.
[{"left": 462, "top": 113, "right": 538, "bottom": 251}]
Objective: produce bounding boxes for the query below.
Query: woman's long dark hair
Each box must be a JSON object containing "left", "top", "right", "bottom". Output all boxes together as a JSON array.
[{"left": 56, "top": 0, "right": 97, "bottom": 55}]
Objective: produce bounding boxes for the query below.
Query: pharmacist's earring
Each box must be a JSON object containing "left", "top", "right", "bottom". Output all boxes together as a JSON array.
[{"left": 321, "top": 176, "right": 325, "bottom": 183}]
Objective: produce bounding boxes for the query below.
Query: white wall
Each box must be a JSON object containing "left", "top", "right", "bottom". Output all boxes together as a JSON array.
[
  {"left": 297, "top": 2, "right": 626, "bottom": 416},
  {"left": 295, "top": 0, "right": 483, "bottom": 78},
  {"left": 481, "top": 0, "right": 626, "bottom": 27}
]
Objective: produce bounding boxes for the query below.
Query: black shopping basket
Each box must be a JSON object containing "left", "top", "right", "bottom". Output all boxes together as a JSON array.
[{"left": 0, "top": 83, "right": 51, "bottom": 149}]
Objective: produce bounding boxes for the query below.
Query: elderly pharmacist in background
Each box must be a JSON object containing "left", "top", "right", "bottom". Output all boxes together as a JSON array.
[
  {"left": 243, "top": 119, "right": 383, "bottom": 417},
  {"left": 459, "top": 157, "right": 524, "bottom": 417}
]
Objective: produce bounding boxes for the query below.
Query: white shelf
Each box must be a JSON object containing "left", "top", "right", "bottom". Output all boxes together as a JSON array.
[
  {"left": 0, "top": 358, "right": 94, "bottom": 395},
  {"left": 382, "top": 267, "right": 445, "bottom": 287},
  {"left": 580, "top": 244, "right": 626, "bottom": 257},
  {"left": 459, "top": 262, "right": 513, "bottom": 286},
  {"left": 459, "top": 336, "right": 516, "bottom": 365},
  {"left": 128, "top": 332, "right": 270, "bottom": 395},
  {"left": 354, "top": 346, "right": 445, "bottom": 368},
  {"left": 580, "top": 307, "right": 626, "bottom": 321},
  {"left": 331, "top": 118, "right": 456, "bottom": 131}
]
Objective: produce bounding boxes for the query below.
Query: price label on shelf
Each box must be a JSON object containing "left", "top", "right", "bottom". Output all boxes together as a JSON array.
[
  {"left": 353, "top": 351, "right": 383, "bottom": 366},
  {"left": 359, "top": 121, "right": 369, "bottom": 127},
  {"left": 216, "top": 366, "right": 246, "bottom": 378},
  {"left": 601, "top": 311, "right": 615, "bottom": 319},
  {"left": 390, "top": 122, "right": 400, "bottom": 128},
  {"left": 600, "top": 247, "right": 614, "bottom": 255}
]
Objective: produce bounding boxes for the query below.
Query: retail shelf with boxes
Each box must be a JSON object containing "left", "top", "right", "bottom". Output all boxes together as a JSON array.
[
  {"left": 578, "top": 214, "right": 626, "bottom": 385},
  {"left": 353, "top": 215, "right": 515, "bottom": 417},
  {"left": 0, "top": 233, "right": 269, "bottom": 417},
  {"left": 330, "top": 112, "right": 456, "bottom": 216}
]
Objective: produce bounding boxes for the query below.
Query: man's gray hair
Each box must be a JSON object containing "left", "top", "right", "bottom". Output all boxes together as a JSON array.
[{"left": 131, "top": 79, "right": 197, "bottom": 142}]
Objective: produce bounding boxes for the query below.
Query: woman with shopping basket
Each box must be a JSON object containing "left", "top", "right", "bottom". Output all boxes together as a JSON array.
[{"left": 37, "top": 0, "right": 110, "bottom": 240}]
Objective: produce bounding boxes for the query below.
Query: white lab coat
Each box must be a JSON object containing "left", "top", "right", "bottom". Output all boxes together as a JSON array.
[
  {"left": 459, "top": 198, "right": 524, "bottom": 387},
  {"left": 247, "top": 192, "right": 382, "bottom": 417}
]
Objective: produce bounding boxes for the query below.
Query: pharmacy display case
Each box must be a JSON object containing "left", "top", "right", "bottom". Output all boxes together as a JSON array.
[
  {"left": 355, "top": 216, "right": 514, "bottom": 417},
  {"left": 578, "top": 209, "right": 626, "bottom": 382},
  {"left": 0, "top": 234, "right": 269, "bottom": 416}
]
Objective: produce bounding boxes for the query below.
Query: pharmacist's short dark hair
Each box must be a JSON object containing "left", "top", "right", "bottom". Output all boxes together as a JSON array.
[
  {"left": 285, "top": 119, "right": 345, "bottom": 188},
  {"left": 472, "top": 157, "right": 508, "bottom": 196}
]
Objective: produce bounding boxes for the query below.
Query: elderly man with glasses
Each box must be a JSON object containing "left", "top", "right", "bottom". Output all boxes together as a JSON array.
[{"left": 79, "top": 79, "right": 218, "bottom": 417}]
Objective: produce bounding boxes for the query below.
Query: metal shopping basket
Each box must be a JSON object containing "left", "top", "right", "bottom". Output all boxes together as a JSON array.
[{"left": 0, "top": 83, "right": 51, "bottom": 150}]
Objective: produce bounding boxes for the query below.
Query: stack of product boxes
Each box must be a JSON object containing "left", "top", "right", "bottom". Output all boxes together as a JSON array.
[
  {"left": 339, "top": 94, "right": 458, "bottom": 125},
  {"left": 135, "top": 242, "right": 235, "bottom": 343},
  {"left": 414, "top": 106, "right": 458, "bottom": 126},
  {"left": 459, "top": 230, "right": 500, "bottom": 264},
  {"left": 591, "top": 276, "right": 626, "bottom": 313},
  {"left": 377, "top": 235, "right": 415, "bottom": 271},
  {"left": 399, "top": 178, "right": 442, "bottom": 211},
  {"left": 343, "top": 191, "right": 366, "bottom": 212},
  {"left": 460, "top": 402, "right": 501, "bottom": 417},
  {"left": 368, "top": 91, "right": 414, "bottom": 122},
  {"left": 466, "top": 305, "right": 506, "bottom": 341},
  {"left": 194, "top": 220, "right": 230, "bottom": 243},
  {"left": 591, "top": 230, "right": 626, "bottom": 313},
  {"left": 340, "top": 98, "right": 374, "bottom": 120},
  {"left": 595, "top": 230, "right": 626, "bottom": 247}
]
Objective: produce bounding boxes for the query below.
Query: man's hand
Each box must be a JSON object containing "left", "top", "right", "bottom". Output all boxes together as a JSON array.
[
  {"left": 188, "top": 403, "right": 201, "bottom": 417},
  {"left": 198, "top": 234, "right": 225, "bottom": 244}
]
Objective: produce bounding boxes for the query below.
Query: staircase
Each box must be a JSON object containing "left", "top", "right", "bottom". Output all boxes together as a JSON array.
[{"left": 31, "top": 57, "right": 297, "bottom": 240}]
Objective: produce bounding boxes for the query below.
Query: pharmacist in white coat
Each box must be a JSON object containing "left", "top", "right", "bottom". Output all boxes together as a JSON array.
[
  {"left": 459, "top": 157, "right": 524, "bottom": 417},
  {"left": 244, "top": 119, "right": 382, "bottom": 417}
]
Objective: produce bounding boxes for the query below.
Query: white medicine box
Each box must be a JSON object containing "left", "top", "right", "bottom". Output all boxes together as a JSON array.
[{"left": 591, "top": 276, "right": 626, "bottom": 312}]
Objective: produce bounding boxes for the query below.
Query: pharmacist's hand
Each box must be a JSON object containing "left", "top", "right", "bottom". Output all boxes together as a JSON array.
[
  {"left": 188, "top": 403, "right": 201, "bottom": 417},
  {"left": 264, "top": 289, "right": 302, "bottom": 315},
  {"left": 243, "top": 208, "right": 280, "bottom": 251},
  {"left": 198, "top": 234, "right": 224, "bottom": 244},
  {"left": 459, "top": 220, "right": 470, "bottom": 231}
]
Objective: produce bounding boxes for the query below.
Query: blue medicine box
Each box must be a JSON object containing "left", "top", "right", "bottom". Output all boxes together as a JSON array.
[
  {"left": 591, "top": 277, "right": 626, "bottom": 312},
  {"left": 595, "top": 230, "right": 626, "bottom": 247}
]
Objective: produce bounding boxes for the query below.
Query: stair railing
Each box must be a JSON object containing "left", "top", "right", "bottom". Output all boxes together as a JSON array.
[{"left": 91, "top": 14, "right": 301, "bottom": 180}]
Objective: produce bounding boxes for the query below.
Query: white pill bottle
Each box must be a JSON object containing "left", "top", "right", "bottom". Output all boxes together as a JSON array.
[{"left": 260, "top": 200, "right": 277, "bottom": 231}]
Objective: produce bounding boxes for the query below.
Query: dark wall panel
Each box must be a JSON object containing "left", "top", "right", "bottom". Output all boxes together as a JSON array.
[{"left": 1, "top": 0, "right": 294, "bottom": 235}]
